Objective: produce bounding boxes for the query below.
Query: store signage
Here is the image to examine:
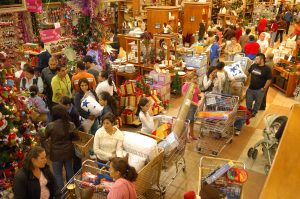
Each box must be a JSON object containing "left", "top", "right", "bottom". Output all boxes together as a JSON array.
[
  {"left": 39, "top": 28, "right": 61, "bottom": 43},
  {"left": 26, "top": 0, "right": 42, "bottom": 13}
]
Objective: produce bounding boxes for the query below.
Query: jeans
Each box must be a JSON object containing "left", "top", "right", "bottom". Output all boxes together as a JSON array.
[
  {"left": 234, "top": 119, "right": 246, "bottom": 131},
  {"left": 270, "top": 31, "right": 277, "bottom": 47},
  {"left": 246, "top": 89, "right": 265, "bottom": 114},
  {"left": 286, "top": 21, "right": 291, "bottom": 34},
  {"left": 52, "top": 160, "right": 74, "bottom": 191},
  {"left": 275, "top": 29, "right": 284, "bottom": 43},
  {"left": 211, "top": 58, "right": 219, "bottom": 67}
]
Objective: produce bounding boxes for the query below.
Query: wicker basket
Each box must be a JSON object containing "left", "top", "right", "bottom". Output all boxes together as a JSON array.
[{"left": 73, "top": 131, "right": 94, "bottom": 158}]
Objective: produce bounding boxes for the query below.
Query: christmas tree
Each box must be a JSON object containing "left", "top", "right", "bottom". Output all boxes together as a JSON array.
[
  {"left": 172, "top": 72, "right": 181, "bottom": 95},
  {"left": 0, "top": 54, "right": 35, "bottom": 197}
]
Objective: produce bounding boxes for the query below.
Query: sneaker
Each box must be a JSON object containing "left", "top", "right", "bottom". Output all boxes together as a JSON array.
[
  {"left": 235, "top": 131, "right": 241, "bottom": 136},
  {"left": 89, "top": 154, "right": 97, "bottom": 160}
]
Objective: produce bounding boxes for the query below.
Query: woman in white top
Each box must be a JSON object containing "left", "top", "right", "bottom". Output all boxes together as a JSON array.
[
  {"left": 136, "top": 98, "right": 161, "bottom": 134},
  {"left": 93, "top": 112, "right": 125, "bottom": 163},
  {"left": 212, "top": 62, "right": 231, "bottom": 94},
  {"left": 20, "top": 64, "right": 44, "bottom": 93},
  {"left": 95, "top": 70, "right": 116, "bottom": 97},
  {"left": 202, "top": 67, "right": 217, "bottom": 92}
]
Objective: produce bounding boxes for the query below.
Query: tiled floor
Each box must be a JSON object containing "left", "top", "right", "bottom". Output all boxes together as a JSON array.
[{"left": 122, "top": 87, "right": 298, "bottom": 199}]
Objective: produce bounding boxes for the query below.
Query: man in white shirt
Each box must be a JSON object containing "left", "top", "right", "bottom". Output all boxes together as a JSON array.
[{"left": 257, "top": 32, "right": 269, "bottom": 54}]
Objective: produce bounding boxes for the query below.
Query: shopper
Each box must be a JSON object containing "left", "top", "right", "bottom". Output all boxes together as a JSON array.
[
  {"left": 83, "top": 55, "right": 101, "bottom": 83},
  {"left": 275, "top": 17, "right": 287, "bottom": 43},
  {"left": 210, "top": 36, "right": 220, "bottom": 67},
  {"left": 28, "top": 85, "right": 49, "bottom": 123},
  {"left": 51, "top": 64, "right": 72, "bottom": 104},
  {"left": 41, "top": 104, "right": 77, "bottom": 190},
  {"left": 212, "top": 62, "right": 231, "bottom": 94},
  {"left": 74, "top": 78, "right": 99, "bottom": 134},
  {"left": 13, "top": 146, "right": 61, "bottom": 199},
  {"left": 106, "top": 157, "right": 138, "bottom": 199},
  {"left": 205, "top": 31, "right": 215, "bottom": 47},
  {"left": 20, "top": 64, "right": 44, "bottom": 93},
  {"left": 269, "top": 20, "right": 278, "bottom": 47},
  {"left": 202, "top": 66, "right": 217, "bottom": 92},
  {"left": 72, "top": 61, "right": 97, "bottom": 92},
  {"left": 235, "top": 23, "right": 243, "bottom": 42},
  {"left": 257, "top": 33, "right": 269, "bottom": 54},
  {"left": 36, "top": 42, "right": 52, "bottom": 73},
  {"left": 98, "top": 91, "right": 117, "bottom": 126},
  {"left": 93, "top": 113, "right": 125, "bottom": 163},
  {"left": 223, "top": 25, "right": 236, "bottom": 41},
  {"left": 239, "top": 28, "right": 251, "bottom": 51},
  {"left": 284, "top": 9, "right": 294, "bottom": 34},
  {"left": 136, "top": 97, "right": 161, "bottom": 134},
  {"left": 257, "top": 15, "right": 268, "bottom": 36},
  {"left": 246, "top": 53, "right": 272, "bottom": 117},
  {"left": 59, "top": 96, "right": 81, "bottom": 129},
  {"left": 224, "top": 37, "right": 242, "bottom": 61},
  {"left": 95, "top": 70, "right": 116, "bottom": 97},
  {"left": 244, "top": 35, "right": 260, "bottom": 60},
  {"left": 182, "top": 72, "right": 202, "bottom": 141},
  {"left": 41, "top": 57, "right": 58, "bottom": 109}
]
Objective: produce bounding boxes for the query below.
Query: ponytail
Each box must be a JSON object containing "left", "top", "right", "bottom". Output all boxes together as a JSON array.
[
  {"left": 99, "top": 91, "right": 117, "bottom": 115},
  {"left": 111, "top": 157, "right": 138, "bottom": 182},
  {"left": 136, "top": 97, "right": 149, "bottom": 116},
  {"left": 100, "top": 70, "right": 113, "bottom": 86}
]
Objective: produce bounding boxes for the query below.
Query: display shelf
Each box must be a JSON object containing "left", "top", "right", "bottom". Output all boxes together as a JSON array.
[{"left": 123, "top": 35, "right": 143, "bottom": 65}]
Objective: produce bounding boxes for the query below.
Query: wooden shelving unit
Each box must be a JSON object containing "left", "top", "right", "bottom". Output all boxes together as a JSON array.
[{"left": 244, "top": 0, "right": 255, "bottom": 20}]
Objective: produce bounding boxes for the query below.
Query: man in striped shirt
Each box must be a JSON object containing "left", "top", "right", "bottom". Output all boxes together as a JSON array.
[{"left": 71, "top": 61, "right": 97, "bottom": 92}]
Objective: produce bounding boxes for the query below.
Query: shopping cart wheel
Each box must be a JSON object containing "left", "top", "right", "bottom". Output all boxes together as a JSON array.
[
  {"left": 247, "top": 147, "right": 254, "bottom": 158},
  {"left": 252, "top": 148, "right": 258, "bottom": 160},
  {"left": 197, "top": 147, "right": 201, "bottom": 152},
  {"left": 212, "top": 151, "right": 218, "bottom": 156},
  {"left": 229, "top": 139, "right": 233, "bottom": 144},
  {"left": 264, "top": 165, "right": 271, "bottom": 174}
]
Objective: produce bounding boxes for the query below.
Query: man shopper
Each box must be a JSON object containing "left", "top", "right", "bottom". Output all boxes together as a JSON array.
[{"left": 246, "top": 53, "right": 272, "bottom": 117}]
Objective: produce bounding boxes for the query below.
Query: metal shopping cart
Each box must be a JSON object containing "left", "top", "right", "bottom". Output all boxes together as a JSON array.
[
  {"left": 196, "top": 93, "right": 239, "bottom": 156},
  {"left": 198, "top": 156, "right": 246, "bottom": 199},
  {"left": 62, "top": 149, "right": 164, "bottom": 199},
  {"left": 139, "top": 115, "right": 190, "bottom": 194}
]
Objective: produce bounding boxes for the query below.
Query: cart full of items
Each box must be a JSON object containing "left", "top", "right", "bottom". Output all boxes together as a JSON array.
[
  {"left": 198, "top": 156, "right": 248, "bottom": 199},
  {"left": 196, "top": 93, "right": 239, "bottom": 156}
]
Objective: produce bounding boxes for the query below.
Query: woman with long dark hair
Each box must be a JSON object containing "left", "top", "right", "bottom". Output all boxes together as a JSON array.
[
  {"left": 98, "top": 91, "right": 117, "bottom": 124},
  {"left": 74, "top": 78, "right": 99, "bottom": 134},
  {"left": 95, "top": 70, "right": 116, "bottom": 97},
  {"left": 107, "top": 157, "right": 138, "bottom": 199},
  {"left": 41, "top": 104, "right": 77, "bottom": 190},
  {"left": 13, "top": 146, "right": 61, "bottom": 199}
]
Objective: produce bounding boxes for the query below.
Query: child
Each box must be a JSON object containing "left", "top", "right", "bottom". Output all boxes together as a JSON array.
[
  {"left": 234, "top": 106, "right": 251, "bottom": 135},
  {"left": 136, "top": 98, "right": 161, "bottom": 134},
  {"left": 28, "top": 85, "right": 49, "bottom": 123},
  {"left": 98, "top": 91, "right": 117, "bottom": 126}
]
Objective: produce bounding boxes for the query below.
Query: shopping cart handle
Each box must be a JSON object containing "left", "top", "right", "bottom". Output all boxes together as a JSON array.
[{"left": 96, "top": 162, "right": 110, "bottom": 169}]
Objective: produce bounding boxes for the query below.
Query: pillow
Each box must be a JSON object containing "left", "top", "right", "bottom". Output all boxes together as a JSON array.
[
  {"left": 224, "top": 62, "right": 246, "bottom": 80},
  {"left": 128, "top": 152, "right": 146, "bottom": 172},
  {"left": 157, "top": 132, "right": 179, "bottom": 157},
  {"left": 123, "top": 131, "right": 159, "bottom": 161},
  {"left": 81, "top": 95, "right": 103, "bottom": 117}
]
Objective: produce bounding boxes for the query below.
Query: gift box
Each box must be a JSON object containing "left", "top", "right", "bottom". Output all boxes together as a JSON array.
[
  {"left": 152, "top": 103, "right": 164, "bottom": 115},
  {"left": 157, "top": 73, "right": 171, "bottom": 85},
  {"left": 144, "top": 75, "right": 154, "bottom": 85},
  {"left": 116, "top": 116, "right": 122, "bottom": 128},
  {"left": 150, "top": 84, "right": 170, "bottom": 96},
  {"left": 149, "top": 95, "right": 161, "bottom": 104},
  {"left": 121, "top": 109, "right": 135, "bottom": 124},
  {"left": 125, "top": 95, "right": 141, "bottom": 109},
  {"left": 120, "top": 81, "right": 136, "bottom": 96},
  {"left": 152, "top": 123, "right": 172, "bottom": 142}
]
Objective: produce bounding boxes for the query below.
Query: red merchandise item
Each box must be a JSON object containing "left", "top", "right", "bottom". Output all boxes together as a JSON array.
[
  {"left": 258, "top": 18, "right": 268, "bottom": 35},
  {"left": 238, "top": 106, "right": 251, "bottom": 125},
  {"left": 244, "top": 41, "right": 260, "bottom": 55},
  {"left": 184, "top": 191, "right": 196, "bottom": 199}
]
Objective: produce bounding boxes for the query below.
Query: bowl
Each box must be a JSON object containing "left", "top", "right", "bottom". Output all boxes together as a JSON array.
[{"left": 178, "top": 71, "right": 186, "bottom": 76}]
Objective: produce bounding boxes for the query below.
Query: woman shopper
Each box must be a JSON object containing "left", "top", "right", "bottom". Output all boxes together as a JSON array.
[
  {"left": 74, "top": 78, "right": 100, "bottom": 134},
  {"left": 41, "top": 104, "right": 77, "bottom": 190},
  {"left": 106, "top": 157, "right": 138, "bottom": 199},
  {"left": 93, "top": 113, "right": 125, "bottom": 163},
  {"left": 95, "top": 70, "right": 116, "bottom": 97},
  {"left": 13, "top": 146, "right": 61, "bottom": 199},
  {"left": 98, "top": 91, "right": 117, "bottom": 125}
]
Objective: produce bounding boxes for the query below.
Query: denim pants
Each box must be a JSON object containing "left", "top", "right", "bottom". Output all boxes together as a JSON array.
[
  {"left": 246, "top": 89, "right": 265, "bottom": 114},
  {"left": 270, "top": 31, "right": 277, "bottom": 47},
  {"left": 52, "top": 160, "right": 74, "bottom": 191},
  {"left": 210, "top": 58, "right": 219, "bottom": 67},
  {"left": 234, "top": 119, "right": 246, "bottom": 131}
]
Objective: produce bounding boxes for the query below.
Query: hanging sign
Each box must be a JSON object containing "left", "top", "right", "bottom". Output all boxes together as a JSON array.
[
  {"left": 26, "top": 0, "right": 42, "bottom": 13},
  {"left": 39, "top": 28, "right": 61, "bottom": 43}
]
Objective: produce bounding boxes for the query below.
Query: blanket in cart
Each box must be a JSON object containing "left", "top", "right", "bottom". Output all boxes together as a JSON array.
[{"left": 198, "top": 111, "right": 229, "bottom": 120}]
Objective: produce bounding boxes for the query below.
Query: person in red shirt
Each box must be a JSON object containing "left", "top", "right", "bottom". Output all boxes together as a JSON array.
[
  {"left": 71, "top": 61, "right": 97, "bottom": 92},
  {"left": 269, "top": 20, "right": 278, "bottom": 47},
  {"left": 235, "top": 23, "right": 243, "bottom": 42},
  {"left": 258, "top": 16, "right": 268, "bottom": 36},
  {"left": 244, "top": 35, "right": 260, "bottom": 60}
]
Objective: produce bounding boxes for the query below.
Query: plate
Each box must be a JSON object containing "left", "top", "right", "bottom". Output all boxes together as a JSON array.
[
  {"left": 186, "top": 67, "right": 194, "bottom": 70},
  {"left": 178, "top": 71, "right": 186, "bottom": 76}
]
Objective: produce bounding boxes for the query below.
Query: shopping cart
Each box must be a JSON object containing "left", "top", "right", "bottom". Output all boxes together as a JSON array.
[
  {"left": 198, "top": 156, "right": 246, "bottom": 199},
  {"left": 62, "top": 150, "right": 165, "bottom": 199},
  {"left": 139, "top": 115, "right": 190, "bottom": 194},
  {"left": 196, "top": 93, "right": 239, "bottom": 156}
]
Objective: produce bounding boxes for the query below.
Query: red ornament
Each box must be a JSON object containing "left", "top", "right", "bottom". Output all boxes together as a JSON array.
[{"left": 7, "top": 132, "right": 16, "bottom": 145}]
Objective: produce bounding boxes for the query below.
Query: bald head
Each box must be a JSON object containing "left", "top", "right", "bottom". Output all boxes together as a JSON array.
[{"left": 48, "top": 57, "right": 57, "bottom": 70}]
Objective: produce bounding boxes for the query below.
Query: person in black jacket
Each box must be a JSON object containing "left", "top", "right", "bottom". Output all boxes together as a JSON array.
[
  {"left": 36, "top": 42, "right": 52, "bottom": 73},
  {"left": 13, "top": 146, "right": 61, "bottom": 199}
]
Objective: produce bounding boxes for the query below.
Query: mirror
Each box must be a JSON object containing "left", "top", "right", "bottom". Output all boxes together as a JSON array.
[{"left": 0, "top": 0, "right": 27, "bottom": 13}]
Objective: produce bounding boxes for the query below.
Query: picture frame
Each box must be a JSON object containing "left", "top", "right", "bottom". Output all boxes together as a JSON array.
[
  {"left": 0, "top": 0, "right": 27, "bottom": 13},
  {"left": 155, "top": 23, "right": 161, "bottom": 29},
  {"left": 190, "top": 16, "right": 195, "bottom": 22}
]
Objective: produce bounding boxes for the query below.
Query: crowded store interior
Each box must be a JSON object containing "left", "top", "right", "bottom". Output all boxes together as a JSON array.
[{"left": 1, "top": 0, "right": 300, "bottom": 198}]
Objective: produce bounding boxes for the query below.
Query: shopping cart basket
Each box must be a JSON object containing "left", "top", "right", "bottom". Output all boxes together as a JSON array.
[
  {"left": 196, "top": 93, "right": 239, "bottom": 156},
  {"left": 198, "top": 156, "right": 247, "bottom": 199},
  {"left": 139, "top": 115, "right": 190, "bottom": 194}
]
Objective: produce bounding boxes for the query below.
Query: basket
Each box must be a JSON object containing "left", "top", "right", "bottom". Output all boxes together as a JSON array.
[{"left": 73, "top": 131, "right": 94, "bottom": 158}]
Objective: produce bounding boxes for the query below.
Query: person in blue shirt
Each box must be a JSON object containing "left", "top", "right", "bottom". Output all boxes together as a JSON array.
[
  {"left": 210, "top": 36, "right": 220, "bottom": 67},
  {"left": 285, "top": 9, "right": 294, "bottom": 35}
]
